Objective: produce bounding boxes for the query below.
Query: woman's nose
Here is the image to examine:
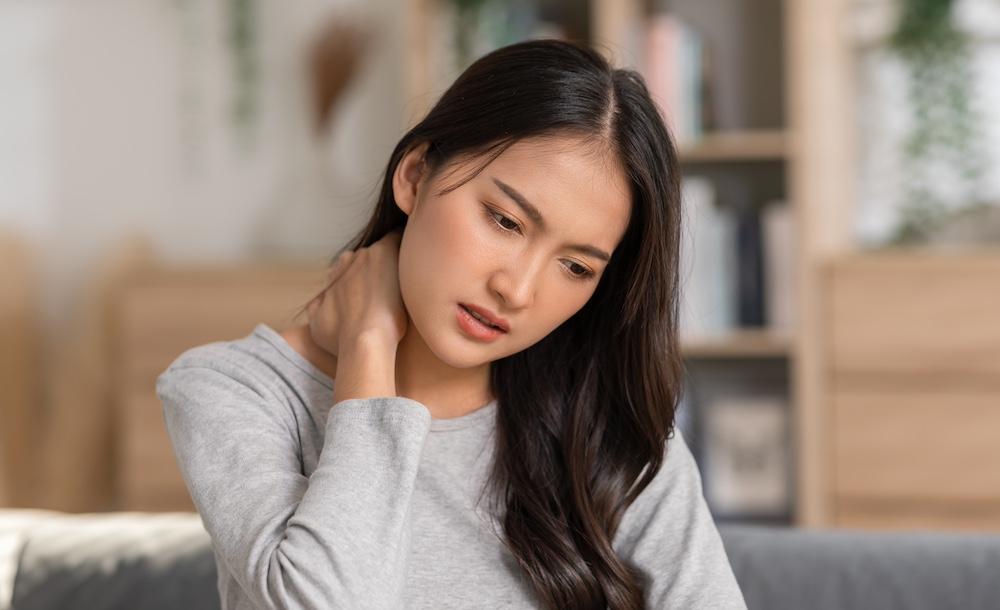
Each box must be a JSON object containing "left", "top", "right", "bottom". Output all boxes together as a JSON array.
[{"left": 489, "top": 254, "right": 542, "bottom": 310}]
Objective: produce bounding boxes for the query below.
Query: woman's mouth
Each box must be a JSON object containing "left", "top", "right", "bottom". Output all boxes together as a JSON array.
[{"left": 457, "top": 304, "right": 507, "bottom": 342}]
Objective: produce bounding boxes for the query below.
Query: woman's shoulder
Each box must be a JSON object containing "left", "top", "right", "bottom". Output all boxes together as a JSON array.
[
  {"left": 162, "top": 324, "right": 262, "bottom": 369},
  {"left": 613, "top": 429, "right": 746, "bottom": 607},
  {"left": 157, "top": 324, "right": 309, "bottom": 401},
  {"left": 615, "top": 429, "right": 705, "bottom": 539}
]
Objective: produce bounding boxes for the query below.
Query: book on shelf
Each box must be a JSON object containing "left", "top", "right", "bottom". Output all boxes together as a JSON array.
[
  {"left": 736, "top": 205, "right": 765, "bottom": 327},
  {"left": 700, "top": 395, "right": 791, "bottom": 518},
  {"left": 643, "top": 12, "right": 705, "bottom": 147},
  {"left": 679, "top": 177, "right": 738, "bottom": 341},
  {"left": 762, "top": 200, "right": 796, "bottom": 333}
]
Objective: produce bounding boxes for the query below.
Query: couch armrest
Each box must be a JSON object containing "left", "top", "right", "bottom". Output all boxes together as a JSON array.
[{"left": 0, "top": 509, "right": 217, "bottom": 610}]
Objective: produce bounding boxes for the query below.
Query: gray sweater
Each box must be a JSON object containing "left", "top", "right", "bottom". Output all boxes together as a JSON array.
[{"left": 156, "top": 323, "right": 747, "bottom": 609}]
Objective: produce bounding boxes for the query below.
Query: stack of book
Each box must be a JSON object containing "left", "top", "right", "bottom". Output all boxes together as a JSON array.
[{"left": 678, "top": 177, "right": 796, "bottom": 340}]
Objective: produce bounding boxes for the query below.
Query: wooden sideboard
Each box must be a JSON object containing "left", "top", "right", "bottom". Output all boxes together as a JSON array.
[
  {"left": 0, "top": 233, "right": 40, "bottom": 507},
  {"left": 824, "top": 251, "right": 1000, "bottom": 531},
  {"left": 111, "top": 263, "right": 328, "bottom": 511}
]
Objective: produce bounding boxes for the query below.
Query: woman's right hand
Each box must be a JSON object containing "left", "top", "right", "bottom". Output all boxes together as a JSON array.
[{"left": 305, "top": 229, "right": 408, "bottom": 358}]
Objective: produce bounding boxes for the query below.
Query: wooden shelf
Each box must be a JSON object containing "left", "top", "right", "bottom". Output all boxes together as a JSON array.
[
  {"left": 678, "top": 130, "right": 787, "bottom": 163},
  {"left": 681, "top": 328, "right": 792, "bottom": 359},
  {"left": 410, "top": 0, "right": 855, "bottom": 529}
]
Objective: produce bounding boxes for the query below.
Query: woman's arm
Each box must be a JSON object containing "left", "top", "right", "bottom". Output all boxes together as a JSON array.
[
  {"left": 613, "top": 430, "right": 748, "bottom": 609},
  {"left": 156, "top": 347, "right": 429, "bottom": 610}
]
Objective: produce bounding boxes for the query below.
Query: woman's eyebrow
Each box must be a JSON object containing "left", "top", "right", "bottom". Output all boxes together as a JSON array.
[{"left": 491, "top": 176, "right": 612, "bottom": 262}]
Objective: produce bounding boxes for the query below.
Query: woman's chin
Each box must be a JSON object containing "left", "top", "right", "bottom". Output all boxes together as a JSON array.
[
  {"left": 427, "top": 326, "right": 503, "bottom": 368},
  {"left": 402, "top": 305, "right": 515, "bottom": 369}
]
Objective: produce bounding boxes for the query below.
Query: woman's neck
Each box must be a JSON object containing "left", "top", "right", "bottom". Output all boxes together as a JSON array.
[
  {"left": 393, "top": 321, "right": 494, "bottom": 418},
  {"left": 280, "top": 321, "right": 494, "bottom": 419},
  {"left": 279, "top": 323, "right": 339, "bottom": 381}
]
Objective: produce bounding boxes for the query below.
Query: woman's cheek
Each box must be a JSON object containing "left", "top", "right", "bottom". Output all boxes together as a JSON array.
[{"left": 467, "top": 208, "right": 506, "bottom": 260}]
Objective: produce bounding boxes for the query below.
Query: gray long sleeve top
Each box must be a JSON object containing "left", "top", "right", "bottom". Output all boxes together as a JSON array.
[{"left": 155, "top": 323, "right": 747, "bottom": 610}]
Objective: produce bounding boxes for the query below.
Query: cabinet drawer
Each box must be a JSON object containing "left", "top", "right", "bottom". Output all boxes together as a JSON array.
[
  {"left": 828, "top": 253, "right": 1000, "bottom": 378},
  {"left": 833, "top": 389, "right": 1000, "bottom": 502},
  {"left": 836, "top": 498, "right": 1000, "bottom": 532}
]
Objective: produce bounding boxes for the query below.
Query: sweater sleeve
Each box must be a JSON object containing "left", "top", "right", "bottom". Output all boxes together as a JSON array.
[
  {"left": 613, "top": 430, "right": 747, "bottom": 609},
  {"left": 155, "top": 359, "right": 432, "bottom": 610}
]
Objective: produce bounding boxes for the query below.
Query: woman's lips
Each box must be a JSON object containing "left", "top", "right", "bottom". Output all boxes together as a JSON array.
[
  {"left": 459, "top": 302, "right": 510, "bottom": 332},
  {"left": 457, "top": 304, "right": 506, "bottom": 341}
]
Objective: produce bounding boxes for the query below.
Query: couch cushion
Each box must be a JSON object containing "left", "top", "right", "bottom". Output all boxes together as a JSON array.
[{"left": 718, "top": 523, "right": 1000, "bottom": 610}]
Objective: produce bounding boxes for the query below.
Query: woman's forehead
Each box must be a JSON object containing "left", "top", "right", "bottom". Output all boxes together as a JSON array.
[
  {"left": 497, "top": 137, "right": 628, "bottom": 199},
  {"left": 430, "top": 134, "right": 630, "bottom": 224},
  {"left": 481, "top": 138, "right": 632, "bottom": 247}
]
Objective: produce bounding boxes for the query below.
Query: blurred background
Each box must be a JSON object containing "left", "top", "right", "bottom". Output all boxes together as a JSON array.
[{"left": 2, "top": 0, "right": 1000, "bottom": 536}]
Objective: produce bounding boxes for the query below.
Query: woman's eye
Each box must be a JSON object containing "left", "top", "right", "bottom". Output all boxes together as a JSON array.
[
  {"left": 484, "top": 206, "right": 522, "bottom": 234},
  {"left": 565, "top": 261, "right": 596, "bottom": 281}
]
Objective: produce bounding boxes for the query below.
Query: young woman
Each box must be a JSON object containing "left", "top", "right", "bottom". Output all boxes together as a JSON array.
[{"left": 157, "top": 39, "right": 746, "bottom": 610}]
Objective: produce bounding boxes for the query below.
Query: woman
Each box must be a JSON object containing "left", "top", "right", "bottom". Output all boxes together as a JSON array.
[{"left": 157, "top": 38, "right": 746, "bottom": 610}]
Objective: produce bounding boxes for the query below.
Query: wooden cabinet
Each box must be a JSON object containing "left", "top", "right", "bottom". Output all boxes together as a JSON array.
[
  {"left": 112, "top": 264, "right": 327, "bottom": 511},
  {"left": 825, "top": 252, "right": 1000, "bottom": 531}
]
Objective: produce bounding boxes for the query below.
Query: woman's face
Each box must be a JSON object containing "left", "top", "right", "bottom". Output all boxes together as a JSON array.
[{"left": 393, "top": 134, "right": 631, "bottom": 369}]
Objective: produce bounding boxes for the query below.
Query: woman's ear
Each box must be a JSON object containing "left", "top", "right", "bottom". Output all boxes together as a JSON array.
[{"left": 393, "top": 141, "right": 430, "bottom": 216}]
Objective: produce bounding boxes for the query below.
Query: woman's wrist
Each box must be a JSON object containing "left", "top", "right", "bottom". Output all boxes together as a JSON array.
[{"left": 332, "top": 333, "right": 398, "bottom": 404}]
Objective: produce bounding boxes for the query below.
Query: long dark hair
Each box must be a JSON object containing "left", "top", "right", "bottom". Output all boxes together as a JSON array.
[{"left": 296, "top": 38, "right": 683, "bottom": 610}]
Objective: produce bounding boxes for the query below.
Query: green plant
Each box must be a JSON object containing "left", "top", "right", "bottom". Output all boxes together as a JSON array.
[
  {"left": 450, "top": 0, "right": 491, "bottom": 68},
  {"left": 174, "top": 0, "right": 259, "bottom": 159},
  {"left": 447, "top": 0, "right": 535, "bottom": 73},
  {"left": 227, "top": 0, "right": 259, "bottom": 153},
  {"left": 886, "top": 0, "right": 985, "bottom": 245}
]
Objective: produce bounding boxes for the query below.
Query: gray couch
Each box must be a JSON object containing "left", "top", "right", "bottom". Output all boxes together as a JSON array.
[{"left": 2, "top": 509, "right": 999, "bottom": 609}]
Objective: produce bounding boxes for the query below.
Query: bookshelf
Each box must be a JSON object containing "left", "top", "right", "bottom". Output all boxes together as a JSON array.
[
  {"left": 678, "top": 129, "right": 787, "bottom": 164},
  {"left": 402, "top": 0, "right": 861, "bottom": 529},
  {"left": 625, "top": 7, "right": 796, "bottom": 530},
  {"left": 681, "top": 328, "right": 792, "bottom": 360}
]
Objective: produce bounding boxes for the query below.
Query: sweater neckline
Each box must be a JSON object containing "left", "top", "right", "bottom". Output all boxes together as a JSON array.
[
  {"left": 254, "top": 323, "right": 335, "bottom": 389},
  {"left": 254, "top": 323, "right": 498, "bottom": 432},
  {"left": 428, "top": 398, "right": 497, "bottom": 432}
]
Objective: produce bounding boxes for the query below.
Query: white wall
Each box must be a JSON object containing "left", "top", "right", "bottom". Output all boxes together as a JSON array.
[
  {"left": 1, "top": 0, "right": 407, "bottom": 336},
  {"left": 0, "top": 3, "right": 57, "bottom": 245}
]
